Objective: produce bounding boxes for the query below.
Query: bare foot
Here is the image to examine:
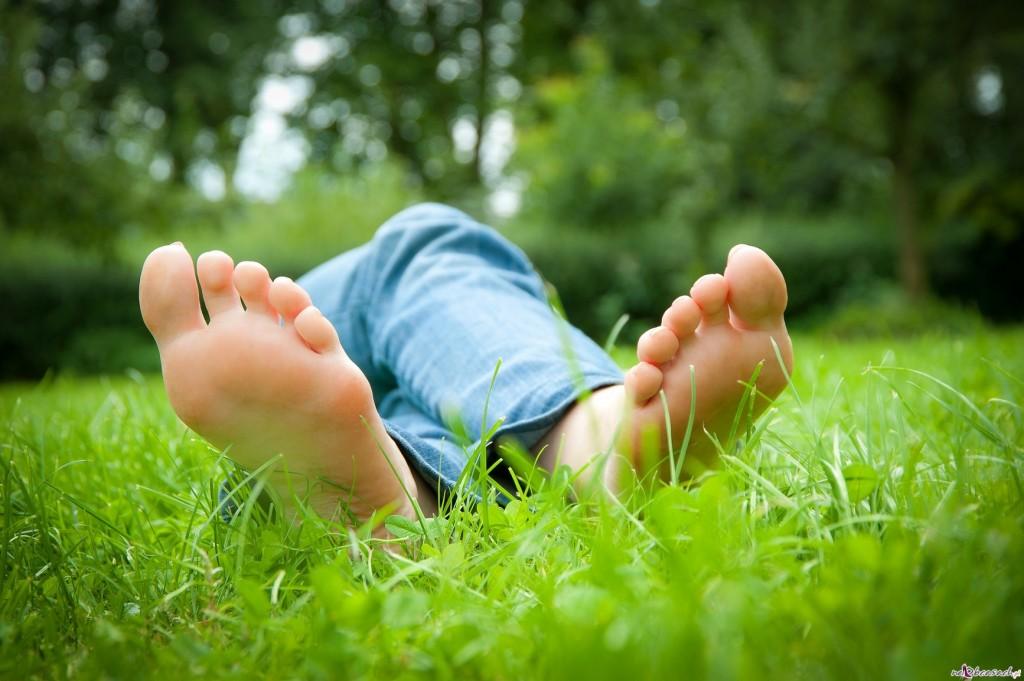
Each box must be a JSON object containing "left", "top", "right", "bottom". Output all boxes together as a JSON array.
[
  {"left": 623, "top": 244, "right": 793, "bottom": 472},
  {"left": 536, "top": 245, "right": 792, "bottom": 491},
  {"left": 139, "top": 243, "right": 420, "bottom": 527}
]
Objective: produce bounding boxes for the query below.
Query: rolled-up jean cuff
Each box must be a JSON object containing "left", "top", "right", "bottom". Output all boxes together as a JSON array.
[
  {"left": 383, "top": 371, "right": 624, "bottom": 502},
  {"left": 489, "top": 371, "right": 624, "bottom": 452},
  {"left": 382, "top": 421, "right": 466, "bottom": 494}
]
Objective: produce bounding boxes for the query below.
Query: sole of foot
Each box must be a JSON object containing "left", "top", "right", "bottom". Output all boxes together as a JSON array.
[
  {"left": 622, "top": 244, "right": 794, "bottom": 475},
  {"left": 139, "top": 243, "right": 419, "bottom": 528}
]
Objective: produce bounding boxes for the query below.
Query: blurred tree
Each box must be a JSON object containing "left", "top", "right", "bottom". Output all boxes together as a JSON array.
[
  {"left": 510, "top": 1, "right": 752, "bottom": 273},
  {"left": 287, "top": 0, "right": 523, "bottom": 193},
  {"left": 0, "top": 5, "right": 133, "bottom": 249},
  {"left": 762, "top": 0, "right": 1023, "bottom": 298},
  {"left": 2, "top": 0, "right": 1022, "bottom": 309},
  {"left": 587, "top": 0, "right": 1024, "bottom": 298},
  {"left": 513, "top": 41, "right": 693, "bottom": 234},
  {"left": 0, "top": 0, "right": 282, "bottom": 249}
]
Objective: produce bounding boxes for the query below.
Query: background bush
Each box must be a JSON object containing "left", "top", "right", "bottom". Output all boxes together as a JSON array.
[
  {"left": 0, "top": 261, "right": 156, "bottom": 379},
  {"left": 511, "top": 211, "right": 1013, "bottom": 343},
  {"left": 4, "top": 202, "right": 1019, "bottom": 379}
]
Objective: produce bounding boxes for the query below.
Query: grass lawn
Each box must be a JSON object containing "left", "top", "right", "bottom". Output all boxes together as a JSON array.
[{"left": 2, "top": 330, "right": 1022, "bottom": 680}]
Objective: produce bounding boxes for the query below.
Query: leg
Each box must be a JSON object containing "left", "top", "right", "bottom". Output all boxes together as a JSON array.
[{"left": 139, "top": 245, "right": 424, "bottom": 530}]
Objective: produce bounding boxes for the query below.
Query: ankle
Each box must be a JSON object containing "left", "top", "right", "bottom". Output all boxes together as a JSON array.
[{"left": 535, "top": 384, "right": 627, "bottom": 492}]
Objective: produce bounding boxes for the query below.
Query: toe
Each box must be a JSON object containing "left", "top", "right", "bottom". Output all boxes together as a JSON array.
[
  {"left": 269, "top": 276, "right": 313, "bottom": 322},
  {"left": 690, "top": 273, "right": 729, "bottom": 325},
  {"left": 197, "top": 251, "right": 242, "bottom": 318},
  {"left": 139, "top": 242, "right": 205, "bottom": 344},
  {"left": 728, "top": 243, "right": 750, "bottom": 262},
  {"left": 625, "top": 362, "right": 663, "bottom": 404},
  {"left": 234, "top": 261, "right": 274, "bottom": 317},
  {"left": 661, "top": 295, "right": 701, "bottom": 338},
  {"left": 637, "top": 326, "right": 680, "bottom": 364},
  {"left": 724, "top": 245, "right": 788, "bottom": 330},
  {"left": 294, "top": 306, "right": 343, "bottom": 355}
]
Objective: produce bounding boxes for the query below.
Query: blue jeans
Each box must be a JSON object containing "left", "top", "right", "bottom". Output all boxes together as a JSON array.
[{"left": 295, "top": 203, "right": 625, "bottom": 494}]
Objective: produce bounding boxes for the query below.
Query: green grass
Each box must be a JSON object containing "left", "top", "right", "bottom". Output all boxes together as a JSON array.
[{"left": 2, "top": 330, "right": 1023, "bottom": 680}]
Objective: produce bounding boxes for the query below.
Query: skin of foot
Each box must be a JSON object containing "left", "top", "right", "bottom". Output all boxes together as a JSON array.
[
  {"left": 139, "top": 243, "right": 432, "bottom": 531},
  {"left": 538, "top": 244, "right": 793, "bottom": 491}
]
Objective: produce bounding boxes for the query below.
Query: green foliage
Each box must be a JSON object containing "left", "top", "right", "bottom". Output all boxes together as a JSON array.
[
  {"left": 513, "top": 43, "right": 694, "bottom": 233},
  {"left": 2, "top": 331, "right": 1023, "bottom": 679},
  {"left": 512, "top": 212, "right": 897, "bottom": 341},
  {"left": 3, "top": 0, "right": 1024, "bottom": 382},
  {"left": 515, "top": 224, "right": 695, "bottom": 342},
  {"left": 4, "top": 0, "right": 1024, "bottom": 328},
  {"left": 0, "top": 258, "right": 156, "bottom": 379},
  {"left": 0, "top": 166, "right": 421, "bottom": 380},
  {"left": 0, "top": 2, "right": 283, "bottom": 249},
  {"left": 536, "top": 0, "right": 1024, "bottom": 297},
  {"left": 817, "top": 286, "right": 985, "bottom": 339},
  {"left": 711, "top": 213, "right": 899, "bottom": 322},
  {"left": 556, "top": 209, "right": 1023, "bottom": 338},
  {"left": 118, "top": 163, "right": 422, "bottom": 276},
  {"left": 294, "top": 0, "right": 525, "bottom": 191}
]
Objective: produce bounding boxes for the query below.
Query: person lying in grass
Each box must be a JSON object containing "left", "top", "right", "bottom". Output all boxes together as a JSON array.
[{"left": 139, "top": 203, "right": 793, "bottom": 532}]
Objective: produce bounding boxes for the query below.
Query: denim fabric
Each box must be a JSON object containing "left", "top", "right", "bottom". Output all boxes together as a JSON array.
[{"left": 292, "top": 203, "right": 625, "bottom": 493}]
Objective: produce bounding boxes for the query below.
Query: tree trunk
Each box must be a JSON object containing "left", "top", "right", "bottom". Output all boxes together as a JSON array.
[
  {"left": 473, "top": 0, "right": 490, "bottom": 186},
  {"left": 888, "top": 82, "right": 928, "bottom": 299},
  {"left": 892, "top": 151, "right": 927, "bottom": 299}
]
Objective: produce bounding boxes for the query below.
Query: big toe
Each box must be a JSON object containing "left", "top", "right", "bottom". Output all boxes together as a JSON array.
[
  {"left": 139, "top": 243, "right": 205, "bottom": 345},
  {"left": 724, "top": 245, "right": 788, "bottom": 330}
]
